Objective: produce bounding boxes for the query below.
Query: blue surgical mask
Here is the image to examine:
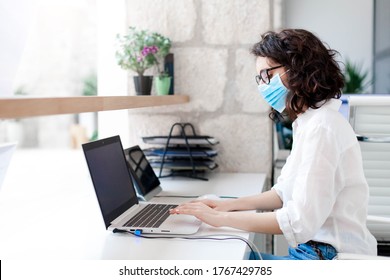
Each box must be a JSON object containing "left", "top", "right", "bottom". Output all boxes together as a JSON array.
[{"left": 257, "top": 73, "right": 288, "bottom": 113}]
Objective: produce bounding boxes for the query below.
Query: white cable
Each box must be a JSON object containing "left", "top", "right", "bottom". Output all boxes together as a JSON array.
[
  {"left": 187, "top": 234, "right": 263, "bottom": 260},
  {"left": 115, "top": 229, "right": 263, "bottom": 260}
]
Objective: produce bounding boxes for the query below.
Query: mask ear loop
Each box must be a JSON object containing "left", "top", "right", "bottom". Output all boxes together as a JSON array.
[
  {"left": 279, "top": 69, "right": 290, "bottom": 91},
  {"left": 280, "top": 69, "right": 290, "bottom": 77}
]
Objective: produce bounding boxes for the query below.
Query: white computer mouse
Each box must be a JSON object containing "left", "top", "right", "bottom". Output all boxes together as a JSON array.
[{"left": 197, "top": 193, "right": 220, "bottom": 200}]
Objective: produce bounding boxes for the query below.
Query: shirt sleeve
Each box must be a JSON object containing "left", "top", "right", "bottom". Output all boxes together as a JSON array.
[
  {"left": 275, "top": 125, "right": 342, "bottom": 247},
  {"left": 272, "top": 151, "right": 294, "bottom": 200}
]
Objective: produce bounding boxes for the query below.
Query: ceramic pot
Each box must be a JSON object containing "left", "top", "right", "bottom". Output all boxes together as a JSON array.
[
  {"left": 155, "top": 76, "right": 172, "bottom": 95},
  {"left": 133, "top": 75, "right": 153, "bottom": 95}
]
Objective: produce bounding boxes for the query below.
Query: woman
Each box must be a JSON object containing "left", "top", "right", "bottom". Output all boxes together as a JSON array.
[{"left": 170, "top": 29, "right": 377, "bottom": 260}]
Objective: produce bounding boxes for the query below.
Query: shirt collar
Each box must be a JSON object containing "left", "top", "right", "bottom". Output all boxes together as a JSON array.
[{"left": 293, "top": 98, "right": 342, "bottom": 128}]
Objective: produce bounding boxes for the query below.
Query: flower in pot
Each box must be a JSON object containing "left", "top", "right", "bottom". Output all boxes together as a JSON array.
[{"left": 115, "top": 26, "right": 171, "bottom": 95}]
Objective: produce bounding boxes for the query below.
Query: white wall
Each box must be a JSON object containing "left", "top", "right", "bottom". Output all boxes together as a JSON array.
[
  {"left": 0, "top": 0, "right": 34, "bottom": 97},
  {"left": 284, "top": 0, "right": 374, "bottom": 88},
  {"left": 96, "top": 0, "right": 129, "bottom": 144},
  {"left": 1, "top": 0, "right": 98, "bottom": 148}
]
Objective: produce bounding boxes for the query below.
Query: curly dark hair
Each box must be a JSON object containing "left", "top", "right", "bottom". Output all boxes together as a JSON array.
[{"left": 251, "top": 29, "right": 344, "bottom": 120}]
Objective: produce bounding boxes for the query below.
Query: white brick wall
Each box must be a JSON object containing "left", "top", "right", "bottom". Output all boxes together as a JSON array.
[
  {"left": 201, "top": 0, "right": 270, "bottom": 45},
  {"left": 126, "top": 0, "right": 197, "bottom": 43}
]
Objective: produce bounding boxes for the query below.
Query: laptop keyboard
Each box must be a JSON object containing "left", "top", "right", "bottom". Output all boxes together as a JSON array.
[{"left": 124, "top": 204, "right": 178, "bottom": 228}]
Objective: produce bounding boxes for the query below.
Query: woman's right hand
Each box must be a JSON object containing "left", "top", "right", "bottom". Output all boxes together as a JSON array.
[{"left": 196, "top": 199, "right": 234, "bottom": 212}]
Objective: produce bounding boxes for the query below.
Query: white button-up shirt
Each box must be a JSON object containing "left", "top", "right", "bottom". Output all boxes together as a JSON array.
[{"left": 273, "top": 98, "right": 377, "bottom": 255}]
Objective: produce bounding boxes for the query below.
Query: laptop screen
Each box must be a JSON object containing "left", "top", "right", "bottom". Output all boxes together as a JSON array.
[
  {"left": 124, "top": 145, "right": 160, "bottom": 197},
  {"left": 82, "top": 136, "right": 138, "bottom": 228}
]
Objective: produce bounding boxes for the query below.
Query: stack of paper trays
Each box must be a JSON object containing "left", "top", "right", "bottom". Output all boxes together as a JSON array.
[
  {"left": 142, "top": 136, "right": 219, "bottom": 145},
  {"left": 142, "top": 135, "right": 219, "bottom": 177}
]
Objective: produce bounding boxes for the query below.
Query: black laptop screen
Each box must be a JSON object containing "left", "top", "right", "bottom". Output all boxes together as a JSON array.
[
  {"left": 124, "top": 146, "right": 160, "bottom": 196},
  {"left": 82, "top": 136, "right": 138, "bottom": 228}
]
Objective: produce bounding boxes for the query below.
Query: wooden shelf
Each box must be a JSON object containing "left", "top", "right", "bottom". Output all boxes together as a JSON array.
[{"left": 0, "top": 95, "right": 189, "bottom": 119}]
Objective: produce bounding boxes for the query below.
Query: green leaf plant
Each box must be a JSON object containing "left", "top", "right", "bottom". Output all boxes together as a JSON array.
[{"left": 343, "top": 59, "right": 372, "bottom": 93}]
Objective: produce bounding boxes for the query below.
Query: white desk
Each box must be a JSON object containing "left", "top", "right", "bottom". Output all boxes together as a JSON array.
[{"left": 0, "top": 149, "right": 266, "bottom": 260}]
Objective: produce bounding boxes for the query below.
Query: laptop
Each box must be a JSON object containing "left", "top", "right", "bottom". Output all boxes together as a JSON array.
[
  {"left": 0, "top": 142, "right": 17, "bottom": 190},
  {"left": 124, "top": 145, "right": 162, "bottom": 201},
  {"left": 82, "top": 135, "right": 201, "bottom": 235}
]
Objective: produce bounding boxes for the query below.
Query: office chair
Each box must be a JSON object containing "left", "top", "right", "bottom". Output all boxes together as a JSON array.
[{"left": 338, "top": 95, "right": 390, "bottom": 259}]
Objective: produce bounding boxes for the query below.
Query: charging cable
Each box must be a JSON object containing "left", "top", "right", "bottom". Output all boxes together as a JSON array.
[{"left": 113, "top": 228, "right": 262, "bottom": 260}]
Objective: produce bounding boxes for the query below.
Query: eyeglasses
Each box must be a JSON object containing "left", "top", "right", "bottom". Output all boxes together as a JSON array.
[{"left": 255, "top": 65, "right": 284, "bottom": 85}]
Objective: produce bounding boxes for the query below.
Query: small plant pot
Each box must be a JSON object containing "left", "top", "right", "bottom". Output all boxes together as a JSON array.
[
  {"left": 133, "top": 75, "right": 153, "bottom": 95},
  {"left": 155, "top": 76, "right": 172, "bottom": 95}
]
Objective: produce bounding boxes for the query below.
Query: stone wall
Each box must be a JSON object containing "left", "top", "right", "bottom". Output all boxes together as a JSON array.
[{"left": 123, "top": 0, "right": 279, "bottom": 177}]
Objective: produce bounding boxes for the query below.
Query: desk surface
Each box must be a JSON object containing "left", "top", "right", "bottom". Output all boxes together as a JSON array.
[{"left": 0, "top": 149, "right": 266, "bottom": 260}]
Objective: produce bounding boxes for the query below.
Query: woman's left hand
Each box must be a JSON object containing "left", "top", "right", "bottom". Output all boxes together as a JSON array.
[{"left": 170, "top": 201, "right": 226, "bottom": 227}]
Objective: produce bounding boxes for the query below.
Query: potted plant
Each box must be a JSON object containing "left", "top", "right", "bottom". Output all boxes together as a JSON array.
[
  {"left": 154, "top": 71, "right": 172, "bottom": 95},
  {"left": 152, "top": 33, "right": 172, "bottom": 95},
  {"left": 115, "top": 26, "right": 171, "bottom": 95},
  {"left": 343, "top": 59, "right": 371, "bottom": 94}
]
